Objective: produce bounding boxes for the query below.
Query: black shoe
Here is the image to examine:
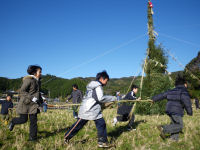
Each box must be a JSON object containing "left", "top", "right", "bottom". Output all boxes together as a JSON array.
[
  {"left": 127, "top": 125, "right": 136, "bottom": 131},
  {"left": 8, "top": 122, "right": 14, "bottom": 131}
]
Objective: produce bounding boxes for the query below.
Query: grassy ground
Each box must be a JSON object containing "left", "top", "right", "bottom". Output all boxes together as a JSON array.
[{"left": 0, "top": 105, "right": 200, "bottom": 150}]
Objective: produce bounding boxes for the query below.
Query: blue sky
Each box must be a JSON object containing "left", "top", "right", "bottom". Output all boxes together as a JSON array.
[{"left": 0, "top": 0, "right": 200, "bottom": 79}]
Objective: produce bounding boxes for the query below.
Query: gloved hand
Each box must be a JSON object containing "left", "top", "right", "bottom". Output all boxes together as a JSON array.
[
  {"left": 66, "top": 100, "right": 69, "bottom": 103},
  {"left": 32, "top": 97, "right": 38, "bottom": 103}
]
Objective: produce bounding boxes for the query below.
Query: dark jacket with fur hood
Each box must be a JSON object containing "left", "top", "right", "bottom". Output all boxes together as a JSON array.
[{"left": 17, "top": 75, "right": 42, "bottom": 114}]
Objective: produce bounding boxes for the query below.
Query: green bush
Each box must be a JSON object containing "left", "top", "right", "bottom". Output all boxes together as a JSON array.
[{"left": 135, "top": 74, "right": 173, "bottom": 115}]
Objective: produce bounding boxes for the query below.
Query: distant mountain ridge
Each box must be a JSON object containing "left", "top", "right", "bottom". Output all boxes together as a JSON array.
[{"left": 3, "top": 51, "right": 200, "bottom": 99}]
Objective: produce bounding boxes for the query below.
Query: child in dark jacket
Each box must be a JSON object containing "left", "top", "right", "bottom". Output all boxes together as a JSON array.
[
  {"left": 152, "top": 75, "right": 192, "bottom": 141},
  {"left": 0, "top": 95, "right": 13, "bottom": 124},
  {"left": 112, "top": 85, "right": 139, "bottom": 130}
]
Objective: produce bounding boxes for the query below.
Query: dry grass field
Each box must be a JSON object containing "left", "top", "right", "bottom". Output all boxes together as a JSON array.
[{"left": 0, "top": 104, "right": 200, "bottom": 150}]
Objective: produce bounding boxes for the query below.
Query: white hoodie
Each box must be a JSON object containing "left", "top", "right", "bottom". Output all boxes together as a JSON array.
[{"left": 78, "top": 81, "right": 116, "bottom": 120}]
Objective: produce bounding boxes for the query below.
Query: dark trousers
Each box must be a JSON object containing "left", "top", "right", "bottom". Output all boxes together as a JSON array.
[
  {"left": 195, "top": 99, "right": 199, "bottom": 109},
  {"left": 163, "top": 115, "right": 183, "bottom": 141},
  {"left": 72, "top": 106, "right": 78, "bottom": 117},
  {"left": 43, "top": 106, "right": 47, "bottom": 112},
  {"left": 64, "top": 117, "right": 108, "bottom": 143},
  {"left": 1, "top": 114, "right": 10, "bottom": 121},
  {"left": 12, "top": 114, "right": 38, "bottom": 139},
  {"left": 117, "top": 112, "right": 135, "bottom": 127}
]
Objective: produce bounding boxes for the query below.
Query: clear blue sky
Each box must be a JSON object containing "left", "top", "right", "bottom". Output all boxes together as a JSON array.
[{"left": 0, "top": 0, "right": 200, "bottom": 79}]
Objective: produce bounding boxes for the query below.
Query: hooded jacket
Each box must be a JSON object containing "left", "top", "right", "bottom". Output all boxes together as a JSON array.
[
  {"left": 16, "top": 75, "right": 42, "bottom": 114},
  {"left": 78, "top": 81, "right": 116, "bottom": 120},
  {"left": 152, "top": 85, "right": 192, "bottom": 116}
]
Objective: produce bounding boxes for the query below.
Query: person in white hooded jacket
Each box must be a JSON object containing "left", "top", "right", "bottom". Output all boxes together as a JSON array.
[{"left": 64, "top": 71, "right": 116, "bottom": 148}]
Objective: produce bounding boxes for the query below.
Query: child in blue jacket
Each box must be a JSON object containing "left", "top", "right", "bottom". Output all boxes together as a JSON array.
[{"left": 152, "top": 75, "right": 192, "bottom": 141}]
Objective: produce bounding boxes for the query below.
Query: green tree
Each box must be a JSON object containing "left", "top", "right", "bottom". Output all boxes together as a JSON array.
[
  {"left": 184, "top": 51, "right": 200, "bottom": 98},
  {"left": 135, "top": 1, "right": 173, "bottom": 115}
]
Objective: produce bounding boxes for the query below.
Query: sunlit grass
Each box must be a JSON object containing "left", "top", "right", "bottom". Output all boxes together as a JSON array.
[{"left": 0, "top": 105, "right": 200, "bottom": 150}]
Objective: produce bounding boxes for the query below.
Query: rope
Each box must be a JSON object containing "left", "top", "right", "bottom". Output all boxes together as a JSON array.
[
  {"left": 148, "top": 58, "right": 173, "bottom": 82},
  {"left": 159, "top": 33, "right": 200, "bottom": 48},
  {"left": 20, "top": 99, "right": 153, "bottom": 108},
  {"left": 167, "top": 50, "right": 200, "bottom": 82},
  {"left": 125, "top": 70, "right": 142, "bottom": 95},
  {"left": 42, "top": 33, "right": 146, "bottom": 85},
  {"left": 140, "top": 48, "right": 149, "bottom": 98}
]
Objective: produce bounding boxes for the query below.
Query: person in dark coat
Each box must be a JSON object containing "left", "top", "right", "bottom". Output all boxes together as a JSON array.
[
  {"left": 112, "top": 85, "right": 139, "bottom": 130},
  {"left": 194, "top": 98, "right": 199, "bottom": 109},
  {"left": 152, "top": 75, "right": 193, "bottom": 141},
  {"left": 9, "top": 65, "right": 43, "bottom": 141},
  {"left": 66, "top": 84, "right": 83, "bottom": 119},
  {"left": 0, "top": 95, "right": 13, "bottom": 124}
]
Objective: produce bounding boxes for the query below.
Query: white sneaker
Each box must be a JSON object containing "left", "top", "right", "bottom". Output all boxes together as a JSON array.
[{"left": 112, "top": 117, "right": 118, "bottom": 126}]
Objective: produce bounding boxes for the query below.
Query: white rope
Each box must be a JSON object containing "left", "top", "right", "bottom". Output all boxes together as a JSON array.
[
  {"left": 43, "top": 33, "right": 146, "bottom": 85},
  {"left": 159, "top": 33, "right": 200, "bottom": 48},
  {"left": 167, "top": 50, "right": 200, "bottom": 82},
  {"left": 139, "top": 48, "right": 149, "bottom": 98},
  {"left": 125, "top": 69, "right": 142, "bottom": 95},
  {"left": 148, "top": 58, "right": 173, "bottom": 82},
  {"left": 156, "top": 32, "right": 200, "bottom": 82}
]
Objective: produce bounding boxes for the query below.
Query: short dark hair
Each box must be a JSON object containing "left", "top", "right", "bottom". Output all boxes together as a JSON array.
[
  {"left": 27, "top": 65, "right": 42, "bottom": 75},
  {"left": 175, "top": 74, "right": 186, "bottom": 86},
  {"left": 96, "top": 70, "right": 109, "bottom": 81},
  {"left": 131, "top": 85, "right": 139, "bottom": 90},
  {"left": 7, "top": 94, "right": 12, "bottom": 98},
  {"left": 72, "top": 84, "right": 78, "bottom": 89}
]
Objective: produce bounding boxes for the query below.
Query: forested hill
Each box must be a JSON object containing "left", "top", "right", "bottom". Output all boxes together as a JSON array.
[
  {"left": 1, "top": 51, "right": 200, "bottom": 99},
  {"left": 0, "top": 74, "right": 141, "bottom": 99}
]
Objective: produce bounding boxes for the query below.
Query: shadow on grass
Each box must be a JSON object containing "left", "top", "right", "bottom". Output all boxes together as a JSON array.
[
  {"left": 38, "top": 127, "right": 70, "bottom": 139},
  {"left": 108, "top": 120, "right": 146, "bottom": 141}
]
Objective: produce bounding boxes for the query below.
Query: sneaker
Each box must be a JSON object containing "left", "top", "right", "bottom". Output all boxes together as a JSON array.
[
  {"left": 8, "top": 122, "right": 14, "bottom": 131},
  {"left": 64, "top": 138, "right": 70, "bottom": 144},
  {"left": 127, "top": 126, "right": 136, "bottom": 131},
  {"left": 157, "top": 125, "right": 166, "bottom": 140},
  {"left": 98, "top": 142, "right": 110, "bottom": 148},
  {"left": 112, "top": 118, "right": 117, "bottom": 126}
]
